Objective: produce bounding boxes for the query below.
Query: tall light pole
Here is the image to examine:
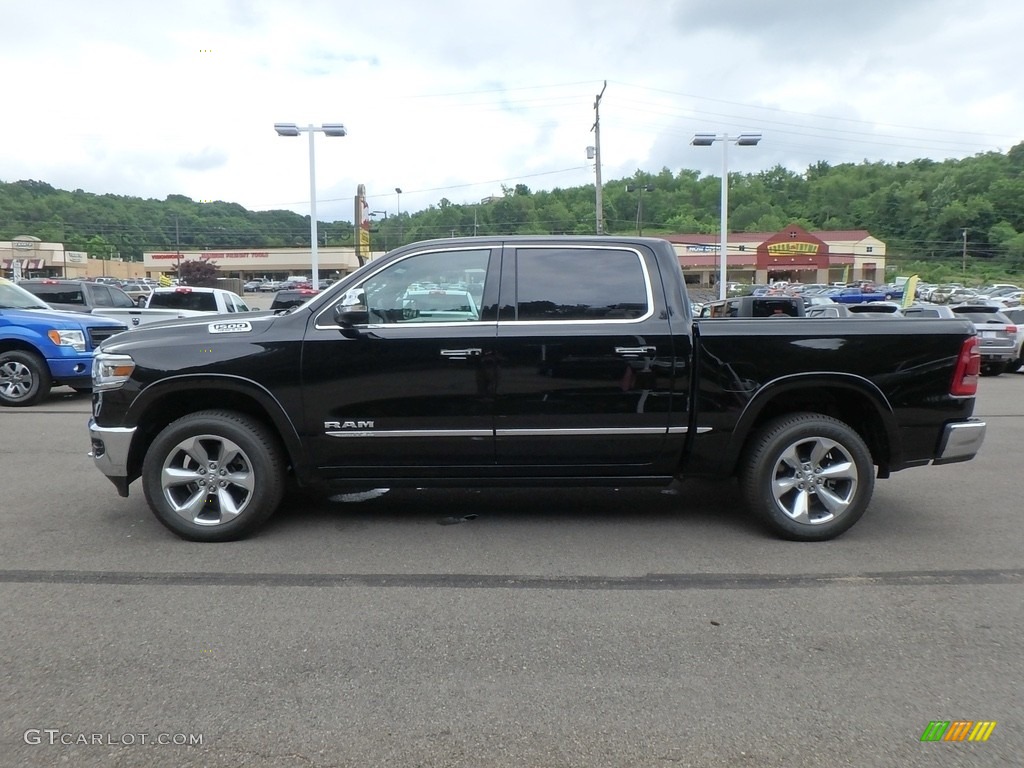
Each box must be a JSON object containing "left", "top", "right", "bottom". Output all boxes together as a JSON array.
[
  {"left": 395, "top": 187, "right": 402, "bottom": 245},
  {"left": 274, "top": 122, "right": 347, "bottom": 288},
  {"left": 691, "top": 132, "right": 762, "bottom": 299}
]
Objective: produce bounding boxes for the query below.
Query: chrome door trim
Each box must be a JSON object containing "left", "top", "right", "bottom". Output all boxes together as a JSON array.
[
  {"left": 325, "top": 426, "right": 710, "bottom": 438},
  {"left": 325, "top": 429, "right": 494, "bottom": 438}
]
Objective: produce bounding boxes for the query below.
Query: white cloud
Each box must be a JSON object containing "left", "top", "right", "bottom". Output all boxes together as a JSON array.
[{"left": 0, "top": 0, "right": 1020, "bottom": 221}]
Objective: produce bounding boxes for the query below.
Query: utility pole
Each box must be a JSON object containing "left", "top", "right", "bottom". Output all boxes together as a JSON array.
[
  {"left": 591, "top": 80, "right": 607, "bottom": 235},
  {"left": 962, "top": 228, "right": 968, "bottom": 276}
]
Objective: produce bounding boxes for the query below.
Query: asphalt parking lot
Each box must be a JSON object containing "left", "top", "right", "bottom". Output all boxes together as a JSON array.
[{"left": 1, "top": 373, "right": 1021, "bottom": 767}]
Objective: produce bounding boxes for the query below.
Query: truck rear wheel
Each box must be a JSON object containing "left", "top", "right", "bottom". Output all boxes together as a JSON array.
[
  {"left": 142, "top": 410, "right": 285, "bottom": 541},
  {"left": 0, "top": 350, "right": 52, "bottom": 407},
  {"left": 740, "top": 413, "right": 874, "bottom": 541}
]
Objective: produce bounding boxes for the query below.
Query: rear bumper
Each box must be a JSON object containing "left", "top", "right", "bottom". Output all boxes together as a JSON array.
[
  {"left": 933, "top": 419, "right": 986, "bottom": 465},
  {"left": 979, "top": 350, "right": 1015, "bottom": 361}
]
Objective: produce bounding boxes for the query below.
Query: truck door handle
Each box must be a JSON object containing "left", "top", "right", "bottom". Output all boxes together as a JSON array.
[
  {"left": 615, "top": 346, "right": 657, "bottom": 357},
  {"left": 440, "top": 348, "right": 482, "bottom": 360}
]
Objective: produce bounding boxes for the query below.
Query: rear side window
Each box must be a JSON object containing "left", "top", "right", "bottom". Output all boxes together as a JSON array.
[
  {"left": 149, "top": 291, "right": 218, "bottom": 311},
  {"left": 513, "top": 247, "right": 649, "bottom": 321},
  {"left": 24, "top": 284, "right": 84, "bottom": 305}
]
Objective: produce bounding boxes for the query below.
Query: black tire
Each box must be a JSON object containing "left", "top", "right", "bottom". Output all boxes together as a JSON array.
[
  {"left": 979, "top": 363, "right": 1005, "bottom": 377},
  {"left": 740, "top": 412, "right": 875, "bottom": 541},
  {"left": 142, "top": 410, "right": 285, "bottom": 541},
  {"left": 0, "top": 350, "right": 52, "bottom": 407}
]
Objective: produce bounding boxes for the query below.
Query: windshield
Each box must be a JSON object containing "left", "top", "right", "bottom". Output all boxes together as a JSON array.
[{"left": 0, "top": 280, "right": 53, "bottom": 310}]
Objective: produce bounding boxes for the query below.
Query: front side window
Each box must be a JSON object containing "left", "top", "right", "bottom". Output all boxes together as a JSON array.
[
  {"left": 341, "top": 249, "right": 491, "bottom": 324},
  {"left": 513, "top": 247, "right": 649, "bottom": 322},
  {"left": 110, "top": 288, "right": 135, "bottom": 308},
  {"left": 90, "top": 285, "right": 114, "bottom": 307}
]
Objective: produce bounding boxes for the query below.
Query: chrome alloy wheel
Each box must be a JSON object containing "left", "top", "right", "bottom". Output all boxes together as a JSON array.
[
  {"left": 770, "top": 435, "right": 858, "bottom": 526},
  {"left": 0, "top": 359, "right": 34, "bottom": 400},
  {"left": 160, "top": 434, "right": 256, "bottom": 526}
]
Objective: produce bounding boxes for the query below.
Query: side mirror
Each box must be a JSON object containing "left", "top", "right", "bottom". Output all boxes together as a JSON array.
[{"left": 334, "top": 304, "right": 369, "bottom": 338}]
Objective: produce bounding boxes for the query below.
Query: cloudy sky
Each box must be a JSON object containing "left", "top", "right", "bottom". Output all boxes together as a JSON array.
[{"left": 2, "top": 0, "right": 1020, "bottom": 223}]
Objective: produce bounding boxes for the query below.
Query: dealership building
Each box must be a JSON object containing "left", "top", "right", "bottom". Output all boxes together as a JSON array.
[
  {"left": 140, "top": 246, "right": 374, "bottom": 282},
  {"left": 668, "top": 225, "right": 887, "bottom": 287},
  {"left": 5, "top": 224, "right": 885, "bottom": 288}
]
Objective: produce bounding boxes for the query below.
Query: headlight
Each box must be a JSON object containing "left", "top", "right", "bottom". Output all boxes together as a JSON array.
[
  {"left": 47, "top": 329, "right": 87, "bottom": 352},
  {"left": 92, "top": 352, "right": 136, "bottom": 392}
]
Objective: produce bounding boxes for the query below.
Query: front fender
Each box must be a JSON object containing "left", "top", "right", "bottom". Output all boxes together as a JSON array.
[{"left": 124, "top": 373, "right": 308, "bottom": 479}]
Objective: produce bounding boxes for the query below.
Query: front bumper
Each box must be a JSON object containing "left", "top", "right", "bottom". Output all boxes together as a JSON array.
[
  {"left": 47, "top": 356, "right": 94, "bottom": 383},
  {"left": 933, "top": 419, "right": 986, "bottom": 465},
  {"left": 88, "top": 419, "right": 136, "bottom": 496}
]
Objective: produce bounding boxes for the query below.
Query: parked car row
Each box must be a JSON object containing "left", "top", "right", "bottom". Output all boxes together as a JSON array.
[
  {"left": 704, "top": 290, "right": 1024, "bottom": 378},
  {"left": 17, "top": 278, "right": 140, "bottom": 312},
  {"left": 244, "top": 278, "right": 336, "bottom": 293},
  {"left": 918, "top": 283, "right": 1022, "bottom": 306},
  {"left": 14, "top": 278, "right": 253, "bottom": 330}
]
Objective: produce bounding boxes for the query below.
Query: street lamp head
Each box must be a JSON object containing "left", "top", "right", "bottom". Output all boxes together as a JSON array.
[
  {"left": 321, "top": 123, "right": 347, "bottom": 137},
  {"left": 736, "top": 132, "right": 762, "bottom": 146},
  {"left": 395, "top": 187, "right": 402, "bottom": 194},
  {"left": 274, "top": 123, "right": 300, "bottom": 137},
  {"left": 691, "top": 133, "right": 717, "bottom": 146}
]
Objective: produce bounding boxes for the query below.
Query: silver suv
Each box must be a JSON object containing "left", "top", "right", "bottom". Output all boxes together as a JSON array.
[{"left": 950, "top": 304, "right": 1018, "bottom": 376}]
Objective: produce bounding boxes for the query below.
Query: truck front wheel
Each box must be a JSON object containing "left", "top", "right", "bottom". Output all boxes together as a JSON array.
[
  {"left": 0, "top": 350, "right": 52, "bottom": 407},
  {"left": 142, "top": 410, "right": 285, "bottom": 541},
  {"left": 740, "top": 413, "right": 874, "bottom": 541}
]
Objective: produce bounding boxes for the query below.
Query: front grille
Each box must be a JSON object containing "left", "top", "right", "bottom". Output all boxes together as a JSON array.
[{"left": 89, "top": 325, "right": 128, "bottom": 349}]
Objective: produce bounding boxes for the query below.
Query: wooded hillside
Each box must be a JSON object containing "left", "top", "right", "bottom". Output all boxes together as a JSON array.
[{"left": 3, "top": 141, "right": 1022, "bottom": 283}]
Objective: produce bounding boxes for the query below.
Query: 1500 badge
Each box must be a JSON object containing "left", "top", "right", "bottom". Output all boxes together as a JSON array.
[{"left": 208, "top": 321, "right": 252, "bottom": 334}]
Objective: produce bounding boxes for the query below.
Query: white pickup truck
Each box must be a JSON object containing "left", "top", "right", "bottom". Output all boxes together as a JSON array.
[{"left": 93, "top": 286, "right": 252, "bottom": 328}]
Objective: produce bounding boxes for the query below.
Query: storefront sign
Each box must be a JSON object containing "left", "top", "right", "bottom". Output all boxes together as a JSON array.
[{"left": 767, "top": 242, "right": 819, "bottom": 255}]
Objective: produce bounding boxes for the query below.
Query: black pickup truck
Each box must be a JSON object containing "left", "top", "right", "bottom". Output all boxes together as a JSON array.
[{"left": 87, "top": 236, "right": 986, "bottom": 542}]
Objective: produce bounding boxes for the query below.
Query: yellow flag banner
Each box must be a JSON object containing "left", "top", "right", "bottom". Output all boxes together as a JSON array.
[
  {"left": 902, "top": 275, "right": 919, "bottom": 309},
  {"left": 158, "top": 274, "right": 172, "bottom": 287}
]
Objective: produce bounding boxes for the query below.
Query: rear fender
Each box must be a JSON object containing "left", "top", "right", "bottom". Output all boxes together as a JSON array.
[{"left": 722, "top": 372, "right": 898, "bottom": 476}]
